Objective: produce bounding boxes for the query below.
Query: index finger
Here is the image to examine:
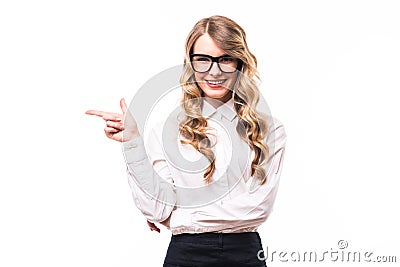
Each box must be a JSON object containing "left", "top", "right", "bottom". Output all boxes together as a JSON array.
[{"left": 85, "top": 110, "right": 107, "bottom": 117}]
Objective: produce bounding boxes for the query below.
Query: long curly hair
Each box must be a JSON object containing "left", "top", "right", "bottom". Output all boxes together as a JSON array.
[{"left": 179, "top": 15, "right": 270, "bottom": 185}]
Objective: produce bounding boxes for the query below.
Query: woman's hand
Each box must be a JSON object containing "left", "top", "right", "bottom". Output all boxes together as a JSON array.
[
  {"left": 85, "top": 98, "right": 140, "bottom": 142},
  {"left": 146, "top": 215, "right": 171, "bottom": 233},
  {"left": 147, "top": 220, "right": 161, "bottom": 233}
]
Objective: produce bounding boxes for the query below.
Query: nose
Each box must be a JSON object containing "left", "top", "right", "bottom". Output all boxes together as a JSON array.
[{"left": 209, "top": 62, "right": 222, "bottom": 76}]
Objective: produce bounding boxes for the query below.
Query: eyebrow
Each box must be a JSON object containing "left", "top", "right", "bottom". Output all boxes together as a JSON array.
[{"left": 191, "top": 53, "right": 232, "bottom": 57}]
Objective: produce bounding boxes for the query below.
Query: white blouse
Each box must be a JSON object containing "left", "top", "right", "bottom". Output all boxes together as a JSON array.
[{"left": 122, "top": 98, "right": 287, "bottom": 235}]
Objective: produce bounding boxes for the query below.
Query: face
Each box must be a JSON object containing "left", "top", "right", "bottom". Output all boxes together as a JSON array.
[{"left": 192, "top": 33, "right": 239, "bottom": 106}]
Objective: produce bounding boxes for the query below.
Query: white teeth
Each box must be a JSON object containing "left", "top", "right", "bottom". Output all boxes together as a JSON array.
[{"left": 208, "top": 80, "right": 224, "bottom": 85}]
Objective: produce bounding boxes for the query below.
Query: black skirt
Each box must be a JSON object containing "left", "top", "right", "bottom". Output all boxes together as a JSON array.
[{"left": 163, "top": 232, "right": 267, "bottom": 267}]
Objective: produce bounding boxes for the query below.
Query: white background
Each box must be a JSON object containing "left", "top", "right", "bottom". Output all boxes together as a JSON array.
[{"left": 1, "top": 0, "right": 399, "bottom": 266}]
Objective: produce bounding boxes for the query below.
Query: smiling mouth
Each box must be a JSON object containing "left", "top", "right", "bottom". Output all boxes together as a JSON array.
[{"left": 206, "top": 79, "right": 227, "bottom": 85}]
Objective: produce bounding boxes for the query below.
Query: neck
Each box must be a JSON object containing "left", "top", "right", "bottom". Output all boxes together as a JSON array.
[{"left": 204, "top": 91, "right": 233, "bottom": 109}]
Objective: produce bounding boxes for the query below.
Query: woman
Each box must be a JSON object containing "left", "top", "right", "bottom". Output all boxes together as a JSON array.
[{"left": 86, "top": 15, "right": 286, "bottom": 267}]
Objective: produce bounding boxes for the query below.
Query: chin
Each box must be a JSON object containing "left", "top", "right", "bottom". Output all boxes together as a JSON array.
[{"left": 201, "top": 88, "right": 230, "bottom": 100}]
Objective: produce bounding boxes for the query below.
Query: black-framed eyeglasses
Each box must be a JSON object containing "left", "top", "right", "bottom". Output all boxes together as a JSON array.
[{"left": 190, "top": 54, "right": 242, "bottom": 73}]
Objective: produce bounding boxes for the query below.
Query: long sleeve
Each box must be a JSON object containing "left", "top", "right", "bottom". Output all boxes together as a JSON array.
[{"left": 122, "top": 125, "right": 176, "bottom": 223}]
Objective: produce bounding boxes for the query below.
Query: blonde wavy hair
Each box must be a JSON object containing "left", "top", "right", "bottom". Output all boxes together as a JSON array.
[{"left": 179, "top": 15, "right": 270, "bottom": 185}]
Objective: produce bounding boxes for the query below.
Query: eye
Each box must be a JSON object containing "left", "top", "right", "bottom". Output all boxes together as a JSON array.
[
  {"left": 195, "top": 57, "right": 211, "bottom": 62},
  {"left": 219, "top": 57, "right": 235, "bottom": 64}
]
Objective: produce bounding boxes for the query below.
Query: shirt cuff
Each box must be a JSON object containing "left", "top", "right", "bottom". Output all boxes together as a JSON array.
[{"left": 122, "top": 136, "right": 147, "bottom": 163}]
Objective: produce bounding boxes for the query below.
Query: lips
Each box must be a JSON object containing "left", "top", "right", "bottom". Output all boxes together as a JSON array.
[{"left": 205, "top": 79, "right": 227, "bottom": 88}]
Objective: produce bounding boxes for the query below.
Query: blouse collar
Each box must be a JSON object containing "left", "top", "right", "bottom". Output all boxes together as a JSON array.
[{"left": 201, "top": 97, "right": 237, "bottom": 122}]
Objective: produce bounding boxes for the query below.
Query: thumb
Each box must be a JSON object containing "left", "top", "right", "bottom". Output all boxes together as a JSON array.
[{"left": 120, "top": 98, "right": 128, "bottom": 114}]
